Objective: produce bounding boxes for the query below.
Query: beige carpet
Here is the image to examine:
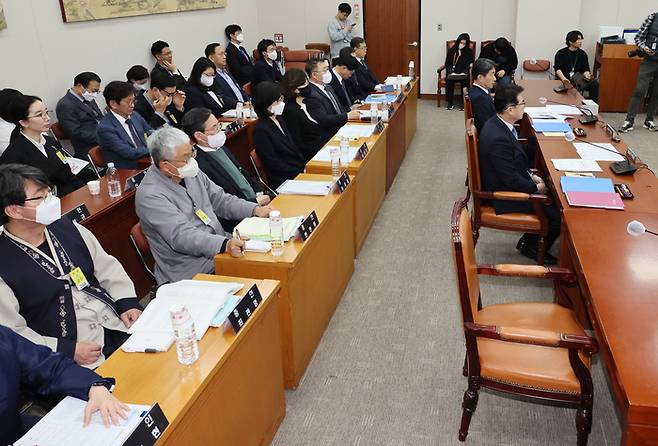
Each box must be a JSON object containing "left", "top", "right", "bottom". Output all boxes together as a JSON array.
[{"left": 271, "top": 99, "right": 656, "bottom": 445}]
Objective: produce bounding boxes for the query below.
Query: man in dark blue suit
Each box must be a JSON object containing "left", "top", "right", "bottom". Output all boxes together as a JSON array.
[
  {"left": 224, "top": 24, "right": 254, "bottom": 87},
  {"left": 55, "top": 72, "right": 104, "bottom": 157},
  {"left": 303, "top": 59, "right": 360, "bottom": 144},
  {"left": 253, "top": 39, "right": 283, "bottom": 86},
  {"left": 205, "top": 42, "right": 250, "bottom": 109},
  {"left": 478, "top": 84, "right": 559, "bottom": 264},
  {"left": 469, "top": 58, "right": 497, "bottom": 135},
  {"left": 97, "top": 81, "right": 153, "bottom": 169},
  {"left": 329, "top": 55, "right": 359, "bottom": 109},
  {"left": 350, "top": 37, "right": 381, "bottom": 93},
  {"left": 150, "top": 40, "right": 186, "bottom": 88},
  {"left": 0, "top": 325, "right": 127, "bottom": 445}
]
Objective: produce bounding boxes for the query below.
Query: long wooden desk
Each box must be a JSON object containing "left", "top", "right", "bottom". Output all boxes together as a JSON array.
[
  {"left": 519, "top": 79, "right": 658, "bottom": 445},
  {"left": 97, "top": 276, "right": 285, "bottom": 446},
  {"left": 214, "top": 173, "right": 356, "bottom": 389}
]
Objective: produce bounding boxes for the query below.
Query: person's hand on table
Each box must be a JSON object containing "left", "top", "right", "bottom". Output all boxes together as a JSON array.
[
  {"left": 74, "top": 341, "right": 102, "bottom": 365},
  {"left": 84, "top": 386, "right": 129, "bottom": 428},
  {"left": 253, "top": 205, "right": 272, "bottom": 217},
  {"left": 226, "top": 236, "right": 247, "bottom": 257},
  {"left": 256, "top": 193, "right": 271, "bottom": 206},
  {"left": 347, "top": 110, "right": 360, "bottom": 120},
  {"left": 120, "top": 308, "right": 142, "bottom": 328}
]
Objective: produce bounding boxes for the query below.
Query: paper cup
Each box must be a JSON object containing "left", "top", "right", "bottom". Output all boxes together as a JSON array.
[{"left": 87, "top": 180, "right": 101, "bottom": 195}]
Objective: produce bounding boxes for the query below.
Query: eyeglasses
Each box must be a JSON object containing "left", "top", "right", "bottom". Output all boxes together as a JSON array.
[
  {"left": 24, "top": 189, "right": 53, "bottom": 203},
  {"left": 27, "top": 110, "right": 51, "bottom": 120},
  {"left": 159, "top": 89, "right": 178, "bottom": 97},
  {"left": 510, "top": 101, "right": 526, "bottom": 108},
  {"left": 167, "top": 148, "right": 197, "bottom": 165}
]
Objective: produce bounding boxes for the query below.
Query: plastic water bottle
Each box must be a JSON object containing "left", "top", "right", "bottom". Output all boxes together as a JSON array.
[
  {"left": 408, "top": 61, "right": 415, "bottom": 78},
  {"left": 340, "top": 136, "right": 350, "bottom": 168},
  {"left": 396, "top": 74, "right": 403, "bottom": 89},
  {"left": 170, "top": 304, "right": 199, "bottom": 366},
  {"left": 370, "top": 103, "right": 378, "bottom": 124},
  {"left": 565, "top": 130, "right": 576, "bottom": 142},
  {"left": 236, "top": 102, "right": 244, "bottom": 120},
  {"left": 269, "top": 210, "right": 284, "bottom": 256},
  {"left": 330, "top": 145, "right": 340, "bottom": 180},
  {"left": 106, "top": 163, "right": 121, "bottom": 198}
]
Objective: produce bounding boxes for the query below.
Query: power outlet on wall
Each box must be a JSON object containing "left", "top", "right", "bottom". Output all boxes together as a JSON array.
[{"left": 437, "top": 24, "right": 442, "bottom": 31}]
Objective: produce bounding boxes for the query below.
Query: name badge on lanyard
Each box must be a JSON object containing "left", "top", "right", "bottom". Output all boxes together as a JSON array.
[
  {"left": 55, "top": 150, "right": 67, "bottom": 163},
  {"left": 69, "top": 266, "right": 89, "bottom": 291},
  {"left": 195, "top": 208, "right": 212, "bottom": 226}
]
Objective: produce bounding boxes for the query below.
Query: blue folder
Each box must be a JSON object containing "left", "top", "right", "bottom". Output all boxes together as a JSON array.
[
  {"left": 364, "top": 94, "right": 398, "bottom": 103},
  {"left": 560, "top": 176, "right": 615, "bottom": 193},
  {"left": 532, "top": 121, "right": 572, "bottom": 133}
]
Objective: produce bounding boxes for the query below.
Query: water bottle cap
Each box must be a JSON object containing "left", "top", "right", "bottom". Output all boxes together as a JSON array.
[
  {"left": 270, "top": 210, "right": 281, "bottom": 218},
  {"left": 170, "top": 304, "right": 190, "bottom": 321},
  {"left": 408, "top": 61, "right": 414, "bottom": 67}
]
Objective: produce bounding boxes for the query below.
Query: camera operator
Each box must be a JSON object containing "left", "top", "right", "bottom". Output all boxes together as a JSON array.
[
  {"left": 620, "top": 11, "right": 658, "bottom": 132},
  {"left": 554, "top": 31, "right": 599, "bottom": 102}
]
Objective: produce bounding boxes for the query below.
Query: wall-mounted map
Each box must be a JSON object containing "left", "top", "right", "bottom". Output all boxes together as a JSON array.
[
  {"left": 0, "top": 1, "right": 7, "bottom": 30},
  {"left": 59, "top": 0, "right": 226, "bottom": 23}
]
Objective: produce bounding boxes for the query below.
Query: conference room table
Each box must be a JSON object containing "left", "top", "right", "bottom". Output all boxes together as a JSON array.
[
  {"left": 97, "top": 276, "right": 285, "bottom": 446},
  {"left": 214, "top": 173, "right": 356, "bottom": 389},
  {"left": 518, "top": 80, "right": 658, "bottom": 445}
]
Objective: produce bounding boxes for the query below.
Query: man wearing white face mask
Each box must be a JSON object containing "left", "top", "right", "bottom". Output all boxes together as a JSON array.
[
  {"left": 55, "top": 72, "right": 104, "bottom": 158},
  {"left": 182, "top": 107, "right": 270, "bottom": 231},
  {"left": 225, "top": 24, "right": 254, "bottom": 87},
  {"left": 304, "top": 59, "right": 360, "bottom": 144},
  {"left": 0, "top": 164, "right": 143, "bottom": 368},
  {"left": 136, "top": 127, "right": 272, "bottom": 284},
  {"left": 253, "top": 39, "right": 284, "bottom": 87}
]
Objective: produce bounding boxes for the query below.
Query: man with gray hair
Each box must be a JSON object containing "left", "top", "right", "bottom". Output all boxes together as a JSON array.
[{"left": 135, "top": 127, "right": 272, "bottom": 284}]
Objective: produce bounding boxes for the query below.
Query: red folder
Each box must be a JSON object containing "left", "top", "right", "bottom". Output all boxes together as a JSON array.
[{"left": 565, "top": 191, "right": 624, "bottom": 210}]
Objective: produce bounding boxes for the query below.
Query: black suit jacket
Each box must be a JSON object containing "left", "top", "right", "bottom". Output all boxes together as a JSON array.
[
  {"left": 469, "top": 85, "right": 496, "bottom": 135},
  {"left": 183, "top": 84, "right": 230, "bottom": 118},
  {"left": 329, "top": 70, "right": 353, "bottom": 110},
  {"left": 252, "top": 117, "right": 307, "bottom": 189},
  {"left": 281, "top": 101, "right": 324, "bottom": 160},
  {"left": 134, "top": 91, "right": 184, "bottom": 129},
  {"left": 55, "top": 91, "right": 102, "bottom": 157},
  {"left": 150, "top": 63, "right": 187, "bottom": 88},
  {"left": 478, "top": 115, "right": 537, "bottom": 214},
  {"left": 214, "top": 70, "right": 250, "bottom": 109},
  {"left": 304, "top": 83, "right": 348, "bottom": 144},
  {"left": 225, "top": 43, "right": 254, "bottom": 87},
  {"left": 252, "top": 59, "right": 283, "bottom": 86},
  {"left": 344, "top": 74, "right": 367, "bottom": 101},
  {"left": 0, "top": 133, "right": 94, "bottom": 197},
  {"left": 479, "top": 43, "right": 518, "bottom": 76},
  {"left": 354, "top": 59, "right": 380, "bottom": 93}
]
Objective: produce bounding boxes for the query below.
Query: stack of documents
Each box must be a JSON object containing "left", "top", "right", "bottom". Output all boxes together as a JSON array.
[
  {"left": 525, "top": 107, "right": 560, "bottom": 120},
  {"left": 64, "top": 157, "right": 91, "bottom": 175},
  {"left": 384, "top": 76, "right": 413, "bottom": 85},
  {"left": 573, "top": 142, "right": 625, "bottom": 161},
  {"left": 336, "top": 124, "right": 377, "bottom": 138},
  {"left": 532, "top": 120, "right": 571, "bottom": 133},
  {"left": 276, "top": 179, "right": 333, "bottom": 196},
  {"left": 221, "top": 108, "right": 255, "bottom": 118},
  {"left": 363, "top": 94, "right": 398, "bottom": 104},
  {"left": 560, "top": 176, "right": 624, "bottom": 210},
  {"left": 15, "top": 396, "right": 150, "bottom": 446},
  {"left": 551, "top": 159, "right": 602, "bottom": 172},
  {"left": 546, "top": 104, "right": 582, "bottom": 115},
  {"left": 244, "top": 239, "right": 272, "bottom": 253},
  {"left": 312, "top": 145, "right": 358, "bottom": 163},
  {"left": 123, "top": 280, "right": 243, "bottom": 352},
  {"left": 235, "top": 216, "right": 304, "bottom": 241}
]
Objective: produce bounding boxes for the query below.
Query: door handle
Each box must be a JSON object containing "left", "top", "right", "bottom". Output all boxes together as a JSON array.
[{"left": 408, "top": 42, "right": 418, "bottom": 47}]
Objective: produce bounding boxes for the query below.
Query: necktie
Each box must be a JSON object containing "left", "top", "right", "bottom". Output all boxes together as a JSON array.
[
  {"left": 84, "top": 100, "right": 102, "bottom": 119},
  {"left": 324, "top": 87, "right": 342, "bottom": 114},
  {"left": 221, "top": 71, "right": 245, "bottom": 102},
  {"left": 125, "top": 117, "right": 142, "bottom": 148},
  {"left": 240, "top": 46, "right": 250, "bottom": 62},
  {"left": 339, "top": 80, "right": 350, "bottom": 104},
  {"left": 511, "top": 127, "right": 519, "bottom": 140}
]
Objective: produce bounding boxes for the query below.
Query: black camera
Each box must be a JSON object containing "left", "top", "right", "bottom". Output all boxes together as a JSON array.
[{"left": 628, "top": 48, "right": 647, "bottom": 58}]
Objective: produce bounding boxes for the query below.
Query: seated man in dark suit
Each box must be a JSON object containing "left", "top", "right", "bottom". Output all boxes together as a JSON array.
[
  {"left": 150, "top": 40, "right": 186, "bottom": 88},
  {"left": 182, "top": 107, "right": 270, "bottom": 230},
  {"left": 329, "top": 55, "right": 359, "bottom": 109},
  {"left": 134, "top": 71, "right": 186, "bottom": 129},
  {"left": 350, "top": 37, "right": 381, "bottom": 93},
  {"left": 304, "top": 59, "right": 360, "bottom": 144},
  {"left": 55, "top": 72, "right": 104, "bottom": 157},
  {"left": 478, "top": 85, "right": 559, "bottom": 265},
  {"left": 469, "top": 58, "right": 497, "bottom": 135},
  {"left": 97, "top": 81, "right": 152, "bottom": 169},
  {"left": 252, "top": 39, "right": 283, "bottom": 86},
  {"left": 224, "top": 24, "right": 254, "bottom": 87},
  {"left": 339, "top": 46, "right": 367, "bottom": 101},
  {"left": 0, "top": 325, "right": 127, "bottom": 446},
  {"left": 479, "top": 37, "right": 518, "bottom": 86},
  {"left": 206, "top": 42, "right": 250, "bottom": 109}
]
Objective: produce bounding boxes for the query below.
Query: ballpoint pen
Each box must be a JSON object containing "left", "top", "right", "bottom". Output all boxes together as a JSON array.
[{"left": 234, "top": 229, "right": 244, "bottom": 254}]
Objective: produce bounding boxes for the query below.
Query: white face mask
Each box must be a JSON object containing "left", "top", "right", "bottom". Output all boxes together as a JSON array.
[
  {"left": 82, "top": 91, "right": 98, "bottom": 101},
  {"left": 267, "top": 50, "right": 278, "bottom": 61},
  {"left": 28, "top": 194, "right": 62, "bottom": 225},
  {"left": 236, "top": 33, "right": 245, "bottom": 43},
  {"left": 136, "top": 83, "right": 149, "bottom": 91},
  {"left": 322, "top": 70, "right": 333, "bottom": 84},
  {"left": 206, "top": 131, "right": 227, "bottom": 148},
  {"left": 200, "top": 74, "right": 215, "bottom": 87},
  {"left": 271, "top": 101, "right": 285, "bottom": 116}
]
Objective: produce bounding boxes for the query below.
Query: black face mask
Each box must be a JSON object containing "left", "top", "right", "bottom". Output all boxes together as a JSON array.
[{"left": 298, "top": 85, "right": 311, "bottom": 98}]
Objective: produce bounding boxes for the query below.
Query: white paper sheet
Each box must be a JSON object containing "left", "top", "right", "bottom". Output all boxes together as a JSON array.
[
  {"left": 276, "top": 180, "right": 333, "bottom": 196},
  {"left": 235, "top": 216, "right": 304, "bottom": 241},
  {"left": 128, "top": 280, "right": 243, "bottom": 340},
  {"left": 336, "top": 124, "right": 376, "bottom": 138},
  {"left": 573, "top": 142, "right": 625, "bottom": 162},
  {"left": 525, "top": 107, "right": 557, "bottom": 119},
  {"left": 64, "top": 157, "right": 91, "bottom": 175},
  {"left": 551, "top": 159, "right": 603, "bottom": 172},
  {"left": 312, "top": 146, "right": 359, "bottom": 163},
  {"left": 546, "top": 104, "right": 583, "bottom": 115},
  {"left": 221, "top": 108, "right": 255, "bottom": 118},
  {"left": 15, "top": 397, "right": 150, "bottom": 446},
  {"left": 121, "top": 332, "right": 174, "bottom": 352},
  {"left": 384, "top": 76, "right": 412, "bottom": 85},
  {"left": 244, "top": 239, "right": 271, "bottom": 253}
]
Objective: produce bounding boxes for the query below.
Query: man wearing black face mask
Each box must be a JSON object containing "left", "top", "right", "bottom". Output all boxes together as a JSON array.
[{"left": 0, "top": 164, "right": 142, "bottom": 369}]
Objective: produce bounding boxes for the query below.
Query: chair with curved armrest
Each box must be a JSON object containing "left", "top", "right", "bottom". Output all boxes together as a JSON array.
[
  {"left": 451, "top": 197, "right": 598, "bottom": 445},
  {"left": 437, "top": 40, "right": 477, "bottom": 107},
  {"left": 129, "top": 222, "right": 155, "bottom": 283}
]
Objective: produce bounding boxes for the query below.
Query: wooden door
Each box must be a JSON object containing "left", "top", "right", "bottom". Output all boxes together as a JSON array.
[{"left": 363, "top": 0, "right": 420, "bottom": 86}]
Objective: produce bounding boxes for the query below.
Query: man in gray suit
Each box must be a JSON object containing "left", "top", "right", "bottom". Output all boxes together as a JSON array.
[
  {"left": 55, "top": 72, "right": 104, "bottom": 157},
  {"left": 135, "top": 127, "right": 272, "bottom": 284}
]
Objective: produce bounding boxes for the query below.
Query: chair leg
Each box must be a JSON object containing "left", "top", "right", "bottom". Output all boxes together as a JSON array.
[
  {"left": 458, "top": 380, "right": 480, "bottom": 441},
  {"left": 575, "top": 406, "right": 592, "bottom": 446},
  {"left": 472, "top": 225, "right": 480, "bottom": 245},
  {"left": 537, "top": 235, "right": 547, "bottom": 265},
  {"left": 462, "top": 352, "right": 468, "bottom": 377}
]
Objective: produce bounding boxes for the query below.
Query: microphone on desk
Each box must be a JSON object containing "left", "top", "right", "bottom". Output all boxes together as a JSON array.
[
  {"left": 627, "top": 220, "right": 658, "bottom": 237},
  {"left": 572, "top": 136, "right": 638, "bottom": 175},
  {"left": 544, "top": 98, "right": 598, "bottom": 124}
]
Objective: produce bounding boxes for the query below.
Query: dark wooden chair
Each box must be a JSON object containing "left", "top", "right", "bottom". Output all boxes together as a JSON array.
[
  {"left": 283, "top": 49, "right": 324, "bottom": 71},
  {"left": 305, "top": 42, "right": 330, "bottom": 56},
  {"left": 51, "top": 122, "right": 68, "bottom": 140},
  {"left": 437, "top": 40, "right": 477, "bottom": 107},
  {"left": 462, "top": 87, "right": 473, "bottom": 123},
  {"left": 249, "top": 149, "right": 269, "bottom": 188},
  {"left": 87, "top": 145, "right": 106, "bottom": 167},
  {"left": 129, "top": 222, "right": 156, "bottom": 283},
  {"left": 450, "top": 197, "right": 598, "bottom": 445},
  {"left": 464, "top": 118, "right": 550, "bottom": 264}
]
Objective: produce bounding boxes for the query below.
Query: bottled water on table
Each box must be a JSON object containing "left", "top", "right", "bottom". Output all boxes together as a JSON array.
[
  {"left": 370, "top": 103, "right": 379, "bottom": 124},
  {"left": 330, "top": 145, "right": 340, "bottom": 180},
  {"left": 408, "top": 61, "right": 415, "bottom": 78},
  {"left": 170, "top": 304, "right": 199, "bottom": 365},
  {"left": 340, "top": 136, "right": 350, "bottom": 168},
  {"left": 106, "top": 163, "right": 121, "bottom": 198},
  {"left": 236, "top": 102, "right": 244, "bottom": 120},
  {"left": 269, "top": 210, "right": 284, "bottom": 256}
]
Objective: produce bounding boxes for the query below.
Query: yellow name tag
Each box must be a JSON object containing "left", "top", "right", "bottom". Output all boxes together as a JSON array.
[
  {"left": 168, "top": 113, "right": 178, "bottom": 124},
  {"left": 195, "top": 208, "right": 212, "bottom": 225},
  {"left": 55, "top": 150, "right": 66, "bottom": 162},
  {"left": 69, "top": 267, "right": 89, "bottom": 291}
]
